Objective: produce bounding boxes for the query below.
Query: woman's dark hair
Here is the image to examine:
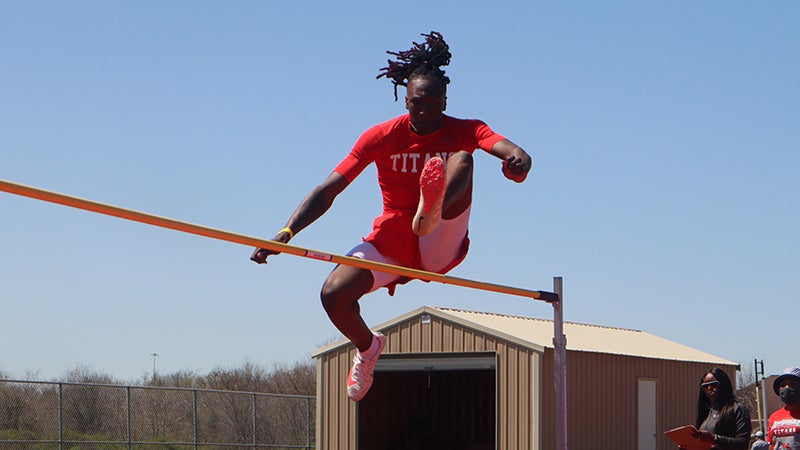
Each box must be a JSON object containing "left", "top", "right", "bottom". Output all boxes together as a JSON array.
[
  {"left": 695, "top": 367, "right": 738, "bottom": 428},
  {"left": 377, "top": 31, "right": 452, "bottom": 101}
]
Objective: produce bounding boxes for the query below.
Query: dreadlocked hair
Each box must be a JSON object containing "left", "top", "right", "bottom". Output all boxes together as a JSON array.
[{"left": 376, "top": 31, "right": 452, "bottom": 101}]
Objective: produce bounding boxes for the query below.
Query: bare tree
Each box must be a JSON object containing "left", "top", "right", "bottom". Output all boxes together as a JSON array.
[
  {"left": 0, "top": 360, "right": 317, "bottom": 447},
  {"left": 60, "top": 365, "right": 124, "bottom": 437}
]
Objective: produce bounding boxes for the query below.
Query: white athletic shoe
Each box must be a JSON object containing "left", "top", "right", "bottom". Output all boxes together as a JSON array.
[{"left": 346, "top": 333, "right": 387, "bottom": 402}]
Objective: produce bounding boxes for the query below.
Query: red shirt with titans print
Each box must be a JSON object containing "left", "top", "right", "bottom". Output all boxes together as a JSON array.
[{"left": 334, "top": 114, "right": 505, "bottom": 271}]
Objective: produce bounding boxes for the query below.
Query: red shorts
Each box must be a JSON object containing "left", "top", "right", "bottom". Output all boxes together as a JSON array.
[{"left": 347, "top": 207, "right": 471, "bottom": 295}]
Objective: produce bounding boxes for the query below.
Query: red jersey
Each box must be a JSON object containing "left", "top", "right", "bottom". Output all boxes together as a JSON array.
[
  {"left": 334, "top": 114, "right": 505, "bottom": 270},
  {"left": 769, "top": 407, "right": 800, "bottom": 449}
]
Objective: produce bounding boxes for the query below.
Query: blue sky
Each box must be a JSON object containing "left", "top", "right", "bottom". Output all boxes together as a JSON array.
[{"left": 1, "top": 2, "right": 797, "bottom": 382}]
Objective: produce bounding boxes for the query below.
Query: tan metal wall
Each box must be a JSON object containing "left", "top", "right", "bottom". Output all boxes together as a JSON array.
[
  {"left": 537, "top": 350, "right": 739, "bottom": 450},
  {"left": 316, "top": 313, "right": 541, "bottom": 450},
  {"left": 315, "top": 312, "right": 739, "bottom": 450},
  {"left": 317, "top": 349, "right": 358, "bottom": 450}
]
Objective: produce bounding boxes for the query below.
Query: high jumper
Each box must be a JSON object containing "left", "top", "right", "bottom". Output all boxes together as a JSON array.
[{"left": 250, "top": 31, "right": 534, "bottom": 402}]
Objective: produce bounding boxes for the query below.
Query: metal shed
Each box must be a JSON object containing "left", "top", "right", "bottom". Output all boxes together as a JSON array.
[{"left": 311, "top": 306, "right": 739, "bottom": 450}]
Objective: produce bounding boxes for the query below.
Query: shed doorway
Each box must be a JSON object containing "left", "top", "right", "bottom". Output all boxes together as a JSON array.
[{"left": 357, "top": 353, "right": 496, "bottom": 450}]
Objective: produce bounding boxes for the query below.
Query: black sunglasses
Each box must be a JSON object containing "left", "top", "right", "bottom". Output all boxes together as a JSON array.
[{"left": 701, "top": 381, "right": 720, "bottom": 389}]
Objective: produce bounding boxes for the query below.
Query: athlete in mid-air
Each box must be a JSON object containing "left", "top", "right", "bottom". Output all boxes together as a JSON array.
[{"left": 251, "top": 31, "right": 532, "bottom": 401}]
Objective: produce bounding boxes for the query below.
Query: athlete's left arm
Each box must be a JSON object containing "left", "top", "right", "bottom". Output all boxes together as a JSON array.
[{"left": 488, "top": 139, "right": 531, "bottom": 183}]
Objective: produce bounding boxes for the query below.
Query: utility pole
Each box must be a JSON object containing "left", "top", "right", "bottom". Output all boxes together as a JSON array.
[{"left": 151, "top": 353, "right": 159, "bottom": 383}]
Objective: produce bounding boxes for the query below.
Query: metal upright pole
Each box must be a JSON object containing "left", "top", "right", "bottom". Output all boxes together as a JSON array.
[
  {"left": 754, "top": 359, "right": 770, "bottom": 433},
  {"left": 553, "top": 276, "right": 567, "bottom": 450},
  {"left": 252, "top": 394, "right": 257, "bottom": 450},
  {"left": 58, "top": 383, "right": 63, "bottom": 450},
  {"left": 755, "top": 359, "right": 764, "bottom": 431},
  {"left": 761, "top": 377, "right": 769, "bottom": 433},
  {"left": 126, "top": 386, "right": 132, "bottom": 450}
]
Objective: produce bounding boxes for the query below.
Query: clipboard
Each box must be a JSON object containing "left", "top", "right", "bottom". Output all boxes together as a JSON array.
[{"left": 664, "top": 425, "right": 713, "bottom": 450}]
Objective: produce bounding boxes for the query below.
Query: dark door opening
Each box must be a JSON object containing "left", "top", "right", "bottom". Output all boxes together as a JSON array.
[{"left": 358, "top": 368, "right": 495, "bottom": 450}]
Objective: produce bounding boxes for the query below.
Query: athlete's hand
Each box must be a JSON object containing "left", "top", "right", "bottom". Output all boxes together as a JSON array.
[
  {"left": 502, "top": 155, "right": 530, "bottom": 183},
  {"left": 250, "top": 229, "right": 292, "bottom": 264}
]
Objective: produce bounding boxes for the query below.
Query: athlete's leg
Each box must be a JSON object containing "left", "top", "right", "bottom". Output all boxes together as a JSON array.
[
  {"left": 418, "top": 151, "right": 473, "bottom": 272},
  {"left": 442, "top": 151, "right": 474, "bottom": 219},
  {"left": 413, "top": 151, "right": 474, "bottom": 237},
  {"left": 321, "top": 242, "right": 401, "bottom": 352},
  {"left": 323, "top": 242, "right": 399, "bottom": 401},
  {"left": 320, "top": 265, "right": 375, "bottom": 352},
  {"left": 419, "top": 206, "right": 471, "bottom": 272}
]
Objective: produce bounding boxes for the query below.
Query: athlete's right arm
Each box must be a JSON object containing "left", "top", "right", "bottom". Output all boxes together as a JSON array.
[{"left": 250, "top": 172, "right": 350, "bottom": 264}]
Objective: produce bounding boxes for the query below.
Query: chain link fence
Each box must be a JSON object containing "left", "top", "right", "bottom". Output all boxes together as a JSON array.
[{"left": 0, "top": 379, "right": 315, "bottom": 450}]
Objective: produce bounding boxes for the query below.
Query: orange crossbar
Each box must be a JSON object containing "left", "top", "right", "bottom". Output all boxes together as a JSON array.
[{"left": 0, "top": 179, "right": 557, "bottom": 302}]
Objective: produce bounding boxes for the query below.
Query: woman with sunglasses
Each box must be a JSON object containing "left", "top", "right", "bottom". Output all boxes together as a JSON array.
[{"left": 684, "top": 367, "right": 752, "bottom": 449}]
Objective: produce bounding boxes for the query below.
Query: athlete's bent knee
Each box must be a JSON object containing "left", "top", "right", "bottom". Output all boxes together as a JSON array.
[
  {"left": 320, "top": 268, "right": 372, "bottom": 316},
  {"left": 448, "top": 151, "right": 473, "bottom": 170}
]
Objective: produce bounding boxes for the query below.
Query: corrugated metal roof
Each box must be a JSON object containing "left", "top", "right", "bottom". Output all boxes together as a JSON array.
[
  {"left": 312, "top": 305, "right": 736, "bottom": 365},
  {"left": 428, "top": 306, "right": 735, "bottom": 364}
]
